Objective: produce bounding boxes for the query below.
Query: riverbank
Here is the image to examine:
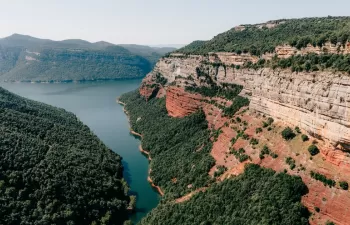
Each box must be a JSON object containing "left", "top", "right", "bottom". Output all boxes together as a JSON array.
[
  {"left": 117, "top": 98, "right": 164, "bottom": 197},
  {"left": 2, "top": 77, "right": 144, "bottom": 84}
]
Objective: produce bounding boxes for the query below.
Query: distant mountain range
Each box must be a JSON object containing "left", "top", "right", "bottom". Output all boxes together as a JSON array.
[{"left": 0, "top": 34, "right": 176, "bottom": 82}]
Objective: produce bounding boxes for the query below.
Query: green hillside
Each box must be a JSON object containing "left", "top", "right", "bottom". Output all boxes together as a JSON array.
[
  {"left": 177, "top": 16, "right": 350, "bottom": 55},
  {"left": 140, "top": 164, "right": 309, "bottom": 225},
  {"left": 0, "top": 87, "right": 131, "bottom": 224},
  {"left": 0, "top": 34, "right": 175, "bottom": 82}
]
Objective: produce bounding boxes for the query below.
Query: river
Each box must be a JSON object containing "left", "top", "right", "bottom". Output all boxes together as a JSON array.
[{"left": 0, "top": 80, "right": 160, "bottom": 223}]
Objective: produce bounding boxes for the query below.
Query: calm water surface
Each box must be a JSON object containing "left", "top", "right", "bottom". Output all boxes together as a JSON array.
[{"left": 1, "top": 80, "right": 159, "bottom": 223}]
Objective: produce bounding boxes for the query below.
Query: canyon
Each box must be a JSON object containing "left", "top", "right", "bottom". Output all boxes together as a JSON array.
[{"left": 137, "top": 43, "right": 350, "bottom": 224}]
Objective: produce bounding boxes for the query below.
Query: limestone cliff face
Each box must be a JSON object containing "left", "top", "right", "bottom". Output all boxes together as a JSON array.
[
  {"left": 143, "top": 53, "right": 350, "bottom": 154},
  {"left": 138, "top": 46, "right": 350, "bottom": 224}
]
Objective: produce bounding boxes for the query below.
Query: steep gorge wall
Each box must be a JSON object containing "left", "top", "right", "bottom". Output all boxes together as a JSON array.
[{"left": 144, "top": 53, "right": 350, "bottom": 155}]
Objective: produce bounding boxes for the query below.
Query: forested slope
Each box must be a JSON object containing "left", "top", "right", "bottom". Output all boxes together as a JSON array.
[
  {"left": 177, "top": 16, "right": 350, "bottom": 55},
  {"left": 0, "top": 34, "right": 175, "bottom": 82},
  {"left": 140, "top": 164, "right": 309, "bottom": 225},
  {"left": 0, "top": 87, "right": 131, "bottom": 225},
  {"left": 119, "top": 91, "right": 215, "bottom": 199}
]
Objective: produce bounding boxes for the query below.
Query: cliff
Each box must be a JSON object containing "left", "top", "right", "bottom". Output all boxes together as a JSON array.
[
  {"left": 136, "top": 17, "right": 350, "bottom": 224},
  {"left": 144, "top": 53, "right": 350, "bottom": 154},
  {"left": 138, "top": 46, "right": 350, "bottom": 224}
]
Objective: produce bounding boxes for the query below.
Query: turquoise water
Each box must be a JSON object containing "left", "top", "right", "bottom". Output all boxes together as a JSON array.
[{"left": 0, "top": 80, "right": 160, "bottom": 223}]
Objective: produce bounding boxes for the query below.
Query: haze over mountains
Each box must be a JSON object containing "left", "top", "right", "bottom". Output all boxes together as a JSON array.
[{"left": 0, "top": 34, "right": 176, "bottom": 82}]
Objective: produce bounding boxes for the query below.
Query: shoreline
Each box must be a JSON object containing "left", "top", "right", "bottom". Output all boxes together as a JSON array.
[
  {"left": 117, "top": 98, "right": 164, "bottom": 196},
  {"left": 139, "top": 145, "right": 152, "bottom": 160},
  {"left": 2, "top": 77, "right": 143, "bottom": 84}
]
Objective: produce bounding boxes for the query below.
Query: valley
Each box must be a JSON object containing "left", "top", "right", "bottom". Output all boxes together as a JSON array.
[
  {"left": 2, "top": 15, "right": 350, "bottom": 225},
  {"left": 0, "top": 34, "right": 174, "bottom": 82},
  {"left": 1, "top": 81, "right": 160, "bottom": 224}
]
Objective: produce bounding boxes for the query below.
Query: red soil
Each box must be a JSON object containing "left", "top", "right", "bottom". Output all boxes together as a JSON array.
[{"left": 159, "top": 87, "right": 350, "bottom": 224}]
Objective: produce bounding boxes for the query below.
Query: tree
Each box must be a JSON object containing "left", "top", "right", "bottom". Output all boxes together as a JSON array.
[
  {"left": 282, "top": 127, "right": 296, "bottom": 140},
  {"left": 339, "top": 181, "right": 349, "bottom": 190},
  {"left": 301, "top": 134, "right": 309, "bottom": 142},
  {"left": 308, "top": 145, "right": 319, "bottom": 156}
]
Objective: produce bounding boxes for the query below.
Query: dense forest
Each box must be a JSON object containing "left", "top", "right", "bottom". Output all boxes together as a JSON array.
[
  {"left": 177, "top": 16, "right": 350, "bottom": 55},
  {"left": 140, "top": 164, "right": 309, "bottom": 225},
  {"left": 120, "top": 91, "right": 215, "bottom": 199},
  {"left": 244, "top": 53, "right": 350, "bottom": 74},
  {"left": 0, "top": 34, "right": 174, "bottom": 82},
  {"left": 0, "top": 87, "right": 131, "bottom": 225}
]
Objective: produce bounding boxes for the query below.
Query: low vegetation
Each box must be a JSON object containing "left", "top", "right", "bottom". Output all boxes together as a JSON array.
[
  {"left": 231, "top": 148, "right": 249, "bottom": 162},
  {"left": 308, "top": 144, "right": 320, "bottom": 156},
  {"left": 255, "top": 127, "right": 263, "bottom": 134},
  {"left": 301, "top": 134, "right": 309, "bottom": 142},
  {"left": 250, "top": 138, "right": 259, "bottom": 145},
  {"left": 259, "top": 145, "right": 278, "bottom": 159},
  {"left": 214, "top": 166, "right": 227, "bottom": 178},
  {"left": 339, "top": 181, "right": 349, "bottom": 190},
  {"left": 286, "top": 157, "right": 296, "bottom": 170},
  {"left": 310, "top": 171, "right": 336, "bottom": 187}
]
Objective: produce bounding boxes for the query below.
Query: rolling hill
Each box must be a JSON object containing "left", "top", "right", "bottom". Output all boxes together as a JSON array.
[{"left": 0, "top": 34, "right": 176, "bottom": 82}]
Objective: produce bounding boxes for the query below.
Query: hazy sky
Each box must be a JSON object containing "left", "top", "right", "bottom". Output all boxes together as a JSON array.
[{"left": 0, "top": 0, "right": 349, "bottom": 45}]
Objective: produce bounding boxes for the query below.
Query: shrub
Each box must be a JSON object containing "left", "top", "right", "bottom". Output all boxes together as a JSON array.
[
  {"left": 259, "top": 153, "right": 265, "bottom": 160},
  {"left": 242, "top": 133, "right": 250, "bottom": 140},
  {"left": 314, "top": 207, "right": 320, "bottom": 213},
  {"left": 267, "top": 127, "right": 272, "bottom": 131},
  {"left": 281, "top": 127, "right": 296, "bottom": 140},
  {"left": 301, "top": 134, "right": 309, "bottom": 142},
  {"left": 256, "top": 127, "right": 263, "bottom": 134},
  {"left": 214, "top": 166, "right": 227, "bottom": 177},
  {"left": 286, "top": 157, "right": 296, "bottom": 170},
  {"left": 261, "top": 145, "right": 270, "bottom": 155},
  {"left": 270, "top": 152, "right": 278, "bottom": 158},
  {"left": 339, "top": 181, "right": 349, "bottom": 190},
  {"left": 267, "top": 117, "right": 274, "bottom": 125},
  {"left": 236, "top": 117, "right": 241, "bottom": 122},
  {"left": 231, "top": 148, "right": 249, "bottom": 162},
  {"left": 308, "top": 145, "right": 319, "bottom": 156},
  {"left": 262, "top": 122, "right": 269, "bottom": 128},
  {"left": 295, "top": 126, "right": 301, "bottom": 133},
  {"left": 231, "top": 137, "right": 237, "bottom": 145},
  {"left": 310, "top": 171, "right": 336, "bottom": 187},
  {"left": 250, "top": 138, "right": 259, "bottom": 145},
  {"left": 326, "top": 221, "right": 335, "bottom": 225}
]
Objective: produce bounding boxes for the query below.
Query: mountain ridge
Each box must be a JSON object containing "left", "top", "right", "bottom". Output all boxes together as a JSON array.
[{"left": 0, "top": 34, "right": 177, "bottom": 82}]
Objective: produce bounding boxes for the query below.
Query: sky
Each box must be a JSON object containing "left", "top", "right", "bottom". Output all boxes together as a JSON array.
[{"left": 0, "top": 0, "right": 350, "bottom": 46}]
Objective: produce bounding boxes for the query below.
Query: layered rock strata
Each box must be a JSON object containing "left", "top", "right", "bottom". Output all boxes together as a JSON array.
[{"left": 144, "top": 54, "right": 350, "bottom": 153}]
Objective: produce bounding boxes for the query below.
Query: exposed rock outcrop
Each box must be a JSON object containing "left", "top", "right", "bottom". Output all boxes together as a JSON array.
[
  {"left": 144, "top": 54, "right": 350, "bottom": 154},
  {"left": 166, "top": 87, "right": 202, "bottom": 117},
  {"left": 138, "top": 43, "right": 350, "bottom": 224}
]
